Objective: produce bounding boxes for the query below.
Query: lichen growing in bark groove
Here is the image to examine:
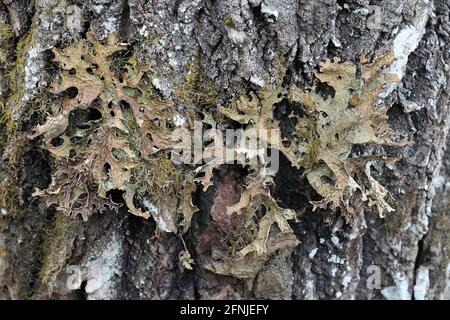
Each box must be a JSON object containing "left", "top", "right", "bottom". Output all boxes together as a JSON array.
[{"left": 30, "top": 31, "right": 409, "bottom": 273}]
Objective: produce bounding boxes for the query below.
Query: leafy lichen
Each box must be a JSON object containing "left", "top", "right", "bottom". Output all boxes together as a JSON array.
[
  {"left": 217, "top": 51, "right": 410, "bottom": 221},
  {"left": 289, "top": 51, "right": 411, "bottom": 217},
  {"left": 198, "top": 51, "right": 410, "bottom": 278},
  {"left": 31, "top": 32, "right": 198, "bottom": 232},
  {"left": 29, "top": 30, "right": 409, "bottom": 277}
]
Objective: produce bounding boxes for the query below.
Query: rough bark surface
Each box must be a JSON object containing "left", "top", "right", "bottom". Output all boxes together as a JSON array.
[{"left": 0, "top": 0, "right": 449, "bottom": 300}]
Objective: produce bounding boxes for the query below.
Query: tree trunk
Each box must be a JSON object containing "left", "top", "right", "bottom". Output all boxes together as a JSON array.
[{"left": 0, "top": 0, "right": 449, "bottom": 300}]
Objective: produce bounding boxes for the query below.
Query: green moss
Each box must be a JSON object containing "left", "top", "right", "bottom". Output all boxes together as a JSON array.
[
  {"left": 0, "top": 208, "right": 51, "bottom": 299},
  {"left": 0, "top": 132, "right": 22, "bottom": 219},
  {"left": 300, "top": 134, "right": 320, "bottom": 170},
  {"left": 4, "top": 30, "right": 31, "bottom": 109},
  {"left": 37, "top": 212, "right": 82, "bottom": 296},
  {"left": 14, "top": 30, "right": 31, "bottom": 77},
  {"left": 0, "top": 27, "right": 38, "bottom": 221},
  {"left": 0, "top": 20, "right": 14, "bottom": 68},
  {"left": 0, "top": 245, "right": 6, "bottom": 257},
  {"left": 0, "top": 20, "right": 15, "bottom": 137},
  {"left": 175, "top": 59, "right": 218, "bottom": 107},
  {"left": 0, "top": 20, "right": 13, "bottom": 38},
  {"left": 225, "top": 216, "right": 258, "bottom": 256},
  {"left": 134, "top": 152, "right": 182, "bottom": 201},
  {"left": 2, "top": 16, "right": 52, "bottom": 127},
  {"left": 0, "top": 178, "right": 17, "bottom": 216},
  {"left": 223, "top": 16, "right": 236, "bottom": 28},
  {"left": 0, "top": 105, "right": 21, "bottom": 221},
  {"left": 276, "top": 51, "right": 287, "bottom": 86},
  {"left": 0, "top": 102, "right": 15, "bottom": 148}
]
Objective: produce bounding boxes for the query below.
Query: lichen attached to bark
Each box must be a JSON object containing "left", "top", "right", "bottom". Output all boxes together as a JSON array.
[
  {"left": 29, "top": 31, "right": 409, "bottom": 276},
  {"left": 288, "top": 51, "right": 411, "bottom": 218},
  {"left": 217, "top": 50, "right": 410, "bottom": 220},
  {"left": 30, "top": 32, "right": 198, "bottom": 233}
]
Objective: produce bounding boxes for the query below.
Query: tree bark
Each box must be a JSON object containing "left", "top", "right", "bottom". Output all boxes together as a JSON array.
[{"left": 0, "top": 0, "right": 449, "bottom": 300}]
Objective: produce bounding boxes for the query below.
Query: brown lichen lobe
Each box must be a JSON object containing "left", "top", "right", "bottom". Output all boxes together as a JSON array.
[
  {"left": 31, "top": 32, "right": 197, "bottom": 232},
  {"left": 196, "top": 51, "right": 411, "bottom": 278},
  {"left": 29, "top": 31, "right": 410, "bottom": 276},
  {"left": 291, "top": 51, "right": 412, "bottom": 217},
  {"left": 219, "top": 51, "right": 410, "bottom": 221}
]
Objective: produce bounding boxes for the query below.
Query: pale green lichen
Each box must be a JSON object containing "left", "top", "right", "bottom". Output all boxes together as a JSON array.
[
  {"left": 218, "top": 51, "right": 409, "bottom": 222},
  {"left": 31, "top": 32, "right": 198, "bottom": 233},
  {"left": 289, "top": 51, "right": 411, "bottom": 218},
  {"left": 29, "top": 30, "right": 409, "bottom": 276}
]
